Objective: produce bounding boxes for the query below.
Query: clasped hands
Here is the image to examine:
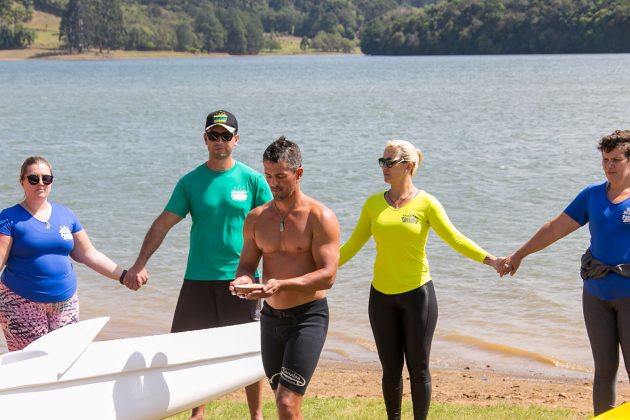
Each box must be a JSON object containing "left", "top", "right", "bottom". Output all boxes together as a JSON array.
[
  {"left": 122, "top": 266, "right": 149, "bottom": 291},
  {"left": 487, "top": 253, "right": 524, "bottom": 277}
]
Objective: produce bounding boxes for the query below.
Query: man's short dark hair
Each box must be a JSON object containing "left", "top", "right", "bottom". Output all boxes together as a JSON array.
[
  {"left": 598, "top": 130, "right": 630, "bottom": 159},
  {"left": 263, "top": 136, "right": 302, "bottom": 171}
]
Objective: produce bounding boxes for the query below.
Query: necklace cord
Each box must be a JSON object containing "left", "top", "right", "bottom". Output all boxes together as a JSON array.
[
  {"left": 386, "top": 188, "right": 417, "bottom": 209},
  {"left": 273, "top": 201, "right": 286, "bottom": 232},
  {"left": 23, "top": 201, "right": 52, "bottom": 229}
]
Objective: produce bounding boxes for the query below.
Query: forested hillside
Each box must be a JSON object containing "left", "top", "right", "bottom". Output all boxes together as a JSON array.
[
  {"left": 1, "top": 0, "right": 629, "bottom": 55},
  {"left": 361, "top": 0, "right": 630, "bottom": 54},
  {"left": 1, "top": 0, "right": 438, "bottom": 52}
]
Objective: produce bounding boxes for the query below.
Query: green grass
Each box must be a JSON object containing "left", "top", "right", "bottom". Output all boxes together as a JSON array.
[
  {"left": 25, "top": 10, "right": 61, "bottom": 49},
  {"left": 260, "top": 35, "right": 360, "bottom": 55},
  {"left": 165, "top": 397, "right": 589, "bottom": 420}
]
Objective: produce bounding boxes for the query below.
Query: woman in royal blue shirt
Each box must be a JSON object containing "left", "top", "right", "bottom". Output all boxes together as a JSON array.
[
  {"left": 0, "top": 156, "right": 135, "bottom": 351},
  {"left": 502, "top": 130, "right": 630, "bottom": 416}
]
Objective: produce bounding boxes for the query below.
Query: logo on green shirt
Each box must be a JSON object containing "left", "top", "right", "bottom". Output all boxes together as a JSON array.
[{"left": 231, "top": 187, "right": 249, "bottom": 202}]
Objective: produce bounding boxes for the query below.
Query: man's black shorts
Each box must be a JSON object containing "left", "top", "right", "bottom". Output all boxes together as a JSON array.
[
  {"left": 171, "top": 279, "right": 258, "bottom": 333},
  {"left": 260, "top": 298, "right": 329, "bottom": 395}
]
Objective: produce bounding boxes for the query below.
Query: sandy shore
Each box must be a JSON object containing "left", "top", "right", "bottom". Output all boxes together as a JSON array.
[
  {"left": 0, "top": 48, "right": 232, "bottom": 61},
  {"left": 219, "top": 360, "right": 630, "bottom": 417}
]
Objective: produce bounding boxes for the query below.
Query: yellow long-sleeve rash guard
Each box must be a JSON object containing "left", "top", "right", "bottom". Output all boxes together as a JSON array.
[{"left": 339, "top": 190, "right": 488, "bottom": 295}]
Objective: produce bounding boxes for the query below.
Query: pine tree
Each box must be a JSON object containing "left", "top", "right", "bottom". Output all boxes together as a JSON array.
[
  {"left": 94, "top": 0, "right": 125, "bottom": 53},
  {"left": 59, "top": 0, "right": 95, "bottom": 53},
  {"left": 225, "top": 13, "right": 247, "bottom": 54}
]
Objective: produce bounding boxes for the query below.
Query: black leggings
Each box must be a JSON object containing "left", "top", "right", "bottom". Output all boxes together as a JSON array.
[
  {"left": 369, "top": 282, "right": 438, "bottom": 420},
  {"left": 583, "top": 289, "right": 630, "bottom": 415}
]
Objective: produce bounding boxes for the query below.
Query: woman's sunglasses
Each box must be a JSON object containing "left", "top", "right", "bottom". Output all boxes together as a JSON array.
[
  {"left": 378, "top": 158, "right": 405, "bottom": 169},
  {"left": 25, "top": 174, "right": 54, "bottom": 185},
  {"left": 206, "top": 131, "right": 234, "bottom": 142}
]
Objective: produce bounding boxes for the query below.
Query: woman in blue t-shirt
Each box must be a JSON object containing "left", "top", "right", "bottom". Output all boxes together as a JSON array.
[
  {"left": 0, "top": 156, "right": 131, "bottom": 351},
  {"left": 501, "top": 130, "right": 630, "bottom": 416}
]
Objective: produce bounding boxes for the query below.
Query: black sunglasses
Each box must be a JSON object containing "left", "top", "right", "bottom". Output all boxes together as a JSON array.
[
  {"left": 26, "top": 174, "right": 54, "bottom": 185},
  {"left": 378, "top": 158, "right": 405, "bottom": 169},
  {"left": 206, "top": 131, "right": 234, "bottom": 142}
]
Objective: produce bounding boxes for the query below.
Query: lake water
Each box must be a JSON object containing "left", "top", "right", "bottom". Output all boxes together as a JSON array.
[{"left": 2, "top": 53, "right": 630, "bottom": 379}]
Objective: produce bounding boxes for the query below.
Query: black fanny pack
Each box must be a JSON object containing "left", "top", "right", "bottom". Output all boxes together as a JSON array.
[{"left": 580, "top": 248, "right": 630, "bottom": 280}]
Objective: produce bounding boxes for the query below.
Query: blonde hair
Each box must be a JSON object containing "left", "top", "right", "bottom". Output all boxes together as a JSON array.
[
  {"left": 20, "top": 156, "right": 52, "bottom": 181},
  {"left": 385, "top": 140, "right": 423, "bottom": 176}
]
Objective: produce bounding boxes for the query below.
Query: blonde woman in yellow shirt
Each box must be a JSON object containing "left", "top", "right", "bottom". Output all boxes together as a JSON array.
[{"left": 339, "top": 140, "right": 503, "bottom": 420}]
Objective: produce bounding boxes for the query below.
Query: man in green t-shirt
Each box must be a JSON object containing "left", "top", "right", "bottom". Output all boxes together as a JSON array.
[{"left": 125, "top": 110, "right": 271, "bottom": 420}]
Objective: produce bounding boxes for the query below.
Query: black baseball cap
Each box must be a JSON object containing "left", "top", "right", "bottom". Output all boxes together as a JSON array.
[{"left": 205, "top": 110, "right": 238, "bottom": 133}]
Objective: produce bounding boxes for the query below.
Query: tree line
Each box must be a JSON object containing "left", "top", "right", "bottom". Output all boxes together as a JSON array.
[
  {"left": 3, "top": 0, "right": 630, "bottom": 54},
  {"left": 3, "top": 0, "right": 437, "bottom": 52},
  {"left": 0, "top": 0, "right": 34, "bottom": 48},
  {"left": 361, "top": 0, "right": 630, "bottom": 55}
]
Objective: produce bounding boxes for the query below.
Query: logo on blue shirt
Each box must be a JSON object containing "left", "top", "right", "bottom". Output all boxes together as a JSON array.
[
  {"left": 59, "top": 225, "right": 73, "bottom": 240},
  {"left": 623, "top": 208, "right": 630, "bottom": 224}
]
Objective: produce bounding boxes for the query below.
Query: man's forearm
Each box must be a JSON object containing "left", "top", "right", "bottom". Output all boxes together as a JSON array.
[{"left": 133, "top": 223, "right": 169, "bottom": 268}]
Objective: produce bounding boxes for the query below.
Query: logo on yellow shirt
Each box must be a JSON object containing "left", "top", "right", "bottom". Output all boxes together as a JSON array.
[{"left": 401, "top": 214, "right": 419, "bottom": 224}]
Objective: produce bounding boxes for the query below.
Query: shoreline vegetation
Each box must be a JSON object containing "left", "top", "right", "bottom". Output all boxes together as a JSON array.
[
  {"left": 0, "top": 44, "right": 351, "bottom": 61},
  {"left": 0, "top": 15, "right": 344, "bottom": 61},
  {"left": 0, "top": 10, "right": 357, "bottom": 62},
  {"left": 165, "top": 360, "right": 630, "bottom": 419},
  {"left": 0, "top": 35, "right": 356, "bottom": 61},
  {"left": 6, "top": 1, "right": 630, "bottom": 62}
]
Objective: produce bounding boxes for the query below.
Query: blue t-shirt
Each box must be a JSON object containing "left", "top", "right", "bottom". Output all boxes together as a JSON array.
[
  {"left": 0, "top": 203, "right": 83, "bottom": 303},
  {"left": 564, "top": 180, "right": 630, "bottom": 300}
]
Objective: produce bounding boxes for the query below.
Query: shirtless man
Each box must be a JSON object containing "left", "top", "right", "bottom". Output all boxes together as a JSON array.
[{"left": 231, "top": 137, "right": 340, "bottom": 420}]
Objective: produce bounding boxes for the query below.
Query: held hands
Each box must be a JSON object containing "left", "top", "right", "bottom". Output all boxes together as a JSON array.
[
  {"left": 484, "top": 255, "right": 507, "bottom": 276},
  {"left": 498, "top": 253, "right": 524, "bottom": 277},
  {"left": 485, "top": 253, "right": 525, "bottom": 278},
  {"left": 123, "top": 266, "right": 149, "bottom": 291},
  {"left": 484, "top": 254, "right": 515, "bottom": 278}
]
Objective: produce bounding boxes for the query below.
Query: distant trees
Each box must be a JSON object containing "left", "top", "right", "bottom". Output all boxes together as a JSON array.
[
  {"left": 33, "top": 0, "right": 67, "bottom": 16},
  {"left": 95, "top": 0, "right": 125, "bottom": 52},
  {"left": 0, "top": 0, "right": 35, "bottom": 49},
  {"left": 6, "top": 0, "right": 630, "bottom": 55},
  {"left": 194, "top": 9, "right": 225, "bottom": 52},
  {"left": 59, "top": 0, "right": 125, "bottom": 52},
  {"left": 120, "top": 3, "right": 266, "bottom": 54},
  {"left": 311, "top": 31, "right": 355, "bottom": 52},
  {"left": 59, "top": 0, "right": 91, "bottom": 52},
  {"left": 360, "top": 0, "right": 630, "bottom": 55}
]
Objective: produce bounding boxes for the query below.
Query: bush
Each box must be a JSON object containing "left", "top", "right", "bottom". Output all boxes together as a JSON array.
[
  {"left": 311, "top": 30, "right": 354, "bottom": 53},
  {"left": 263, "top": 35, "right": 282, "bottom": 50},
  {"left": 0, "top": 24, "right": 35, "bottom": 48}
]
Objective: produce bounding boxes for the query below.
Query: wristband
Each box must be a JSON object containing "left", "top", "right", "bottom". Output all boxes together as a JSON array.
[{"left": 119, "top": 269, "right": 128, "bottom": 285}]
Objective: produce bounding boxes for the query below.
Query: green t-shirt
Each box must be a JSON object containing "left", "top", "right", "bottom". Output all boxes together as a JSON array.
[{"left": 165, "top": 161, "right": 272, "bottom": 280}]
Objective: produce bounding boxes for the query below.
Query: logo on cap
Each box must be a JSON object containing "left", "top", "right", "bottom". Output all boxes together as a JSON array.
[{"left": 212, "top": 112, "right": 229, "bottom": 124}]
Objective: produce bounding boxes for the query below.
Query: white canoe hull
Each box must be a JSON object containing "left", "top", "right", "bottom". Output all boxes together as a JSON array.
[{"left": 0, "top": 318, "right": 265, "bottom": 419}]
